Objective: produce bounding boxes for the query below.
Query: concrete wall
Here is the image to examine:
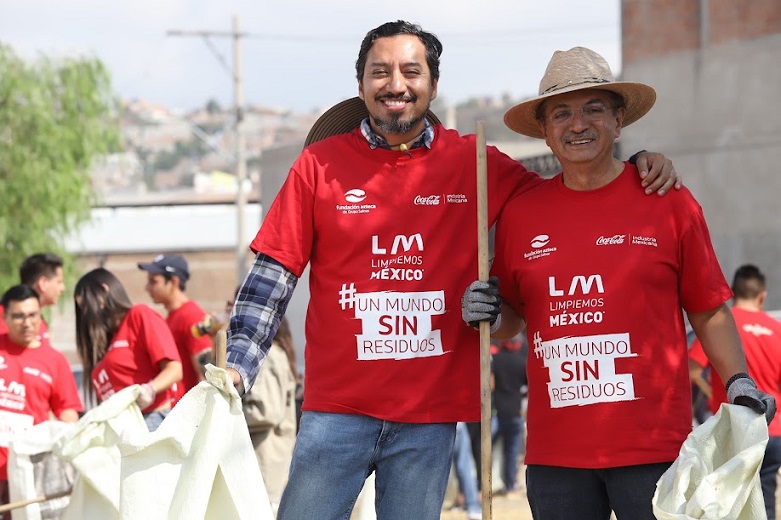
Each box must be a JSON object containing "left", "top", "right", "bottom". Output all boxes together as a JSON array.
[{"left": 620, "top": 0, "right": 781, "bottom": 308}]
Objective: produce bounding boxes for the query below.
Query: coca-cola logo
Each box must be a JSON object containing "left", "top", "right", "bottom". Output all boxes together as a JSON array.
[
  {"left": 414, "top": 195, "right": 441, "bottom": 205},
  {"left": 596, "top": 234, "right": 626, "bottom": 245}
]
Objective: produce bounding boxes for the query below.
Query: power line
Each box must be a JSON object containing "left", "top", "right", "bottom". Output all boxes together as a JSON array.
[{"left": 167, "top": 16, "right": 250, "bottom": 285}]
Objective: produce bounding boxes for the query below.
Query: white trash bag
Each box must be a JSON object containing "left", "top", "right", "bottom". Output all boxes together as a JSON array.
[
  {"left": 117, "top": 364, "right": 272, "bottom": 520},
  {"left": 653, "top": 404, "right": 768, "bottom": 520}
]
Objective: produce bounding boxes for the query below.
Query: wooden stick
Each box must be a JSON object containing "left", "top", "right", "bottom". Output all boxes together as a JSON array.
[
  {"left": 215, "top": 329, "right": 227, "bottom": 369},
  {"left": 476, "top": 121, "right": 492, "bottom": 520},
  {"left": 0, "top": 488, "right": 72, "bottom": 513}
]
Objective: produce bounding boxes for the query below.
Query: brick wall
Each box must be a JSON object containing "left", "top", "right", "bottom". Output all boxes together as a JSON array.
[
  {"left": 623, "top": 0, "right": 781, "bottom": 65},
  {"left": 622, "top": 0, "right": 701, "bottom": 64},
  {"left": 709, "top": 0, "right": 781, "bottom": 45}
]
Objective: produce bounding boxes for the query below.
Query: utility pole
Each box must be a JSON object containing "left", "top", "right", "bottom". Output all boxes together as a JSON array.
[{"left": 167, "top": 15, "right": 249, "bottom": 285}]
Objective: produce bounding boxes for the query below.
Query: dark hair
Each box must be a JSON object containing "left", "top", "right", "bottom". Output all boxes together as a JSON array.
[
  {"left": 161, "top": 272, "right": 187, "bottom": 292},
  {"left": 1, "top": 284, "right": 40, "bottom": 309},
  {"left": 74, "top": 268, "right": 134, "bottom": 401},
  {"left": 535, "top": 89, "right": 627, "bottom": 122},
  {"left": 732, "top": 264, "right": 766, "bottom": 300},
  {"left": 19, "top": 253, "right": 64, "bottom": 287},
  {"left": 355, "top": 20, "right": 443, "bottom": 84}
]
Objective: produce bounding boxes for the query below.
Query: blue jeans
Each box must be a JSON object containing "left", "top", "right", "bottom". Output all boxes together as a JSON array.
[
  {"left": 492, "top": 415, "right": 525, "bottom": 491},
  {"left": 277, "top": 411, "right": 456, "bottom": 520},
  {"left": 526, "top": 462, "right": 672, "bottom": 520},
  {"left": 143, "top": 410, "right": 169, "bottom": 431},
  {"left": 453, "top": 423, "right": 481, "bottom": 516},
  {"left": 761, "top": 435, "right": 781, "bottom": 520}
]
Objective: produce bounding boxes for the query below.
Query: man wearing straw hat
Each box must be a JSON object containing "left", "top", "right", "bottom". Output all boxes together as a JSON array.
[
  {"left": 462, "top": 46, "right": 776, "bottom": 519},
  {"left": 225, "top": 20, "right": 679, "bottom": 519}
]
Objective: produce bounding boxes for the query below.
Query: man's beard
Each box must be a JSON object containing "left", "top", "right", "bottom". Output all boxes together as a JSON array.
[{"left": 373, "top": 112, "right": 425, "bottom": 135}]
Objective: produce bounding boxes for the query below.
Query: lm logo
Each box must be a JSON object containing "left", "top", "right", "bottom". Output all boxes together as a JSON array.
[
  {"left": 372, "top": 234, "right": 424, "bottom": 255},
  {"left": 549, "top": 275, "right": 604, "bottom": 296}
]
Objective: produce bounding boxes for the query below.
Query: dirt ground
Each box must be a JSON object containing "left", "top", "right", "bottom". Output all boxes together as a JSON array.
[{"left": 439, "top": 490, "right": 532, "bottom": 520}]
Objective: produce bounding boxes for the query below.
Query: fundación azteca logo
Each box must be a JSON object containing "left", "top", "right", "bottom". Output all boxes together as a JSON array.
[
  {"left": 344, "top": 189, "right": 367, "bottom": 203},
  {"left": 525, "top": 234, "right": 557, "bottom": 261}
]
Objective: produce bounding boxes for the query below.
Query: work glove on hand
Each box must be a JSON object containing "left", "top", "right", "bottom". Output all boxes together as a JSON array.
[
  {"left": 461, "top": 276, "right": 502, "bottom": 333},
  {"left": 727, "top": 373, "right": 777, "bottom": 425},
  {"left": 136, "top": 381, "right": 157, "bottom": 410}
]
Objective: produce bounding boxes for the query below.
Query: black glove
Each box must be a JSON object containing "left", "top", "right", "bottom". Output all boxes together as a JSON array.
[
  {"left": 461, "top": 276, "right": 502, "bottom": 331},
  {"left": 726, "top": 373, "right": 777, "bottom": 425}
]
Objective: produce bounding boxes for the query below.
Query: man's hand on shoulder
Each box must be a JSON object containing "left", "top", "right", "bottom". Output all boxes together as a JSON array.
[{"left": 633, "top": 151, "right": 682, "bottom": 196}]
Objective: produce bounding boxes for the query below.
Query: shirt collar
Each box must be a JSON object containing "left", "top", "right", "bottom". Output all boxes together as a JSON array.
[{"left": 359, "top": 118, "right": 435, "bottom": 151}]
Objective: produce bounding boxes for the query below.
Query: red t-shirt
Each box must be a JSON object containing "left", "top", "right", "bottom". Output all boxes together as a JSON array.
[
  {"left": 92, "top": 305, "right": 182, "bottom": 412},
  {"left": 0, "top": 306, "right": 7, "bottom": 335},
  {"left": 166, "top": 300, "right": 212, "bottom": 392},
  {"left": 492, "top": 164, "right": 731, "bottom": 468},
  {"left": 251, "top": 126, "right": 541, "bottom": 423},
  {"left": 0, "top": 334, "right": 83, "bottom": 480},
  {"left": 690, "top": 307, "right": 781, "bottom": 435}
]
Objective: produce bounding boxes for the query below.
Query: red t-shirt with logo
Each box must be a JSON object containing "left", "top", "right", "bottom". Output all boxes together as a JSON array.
[
  {"left": 251, "top": 126, "right": 542, "bottom": 423},
  {"left": 492, "top": 165, "right": 731, "bottom": 468},
  {"left": 0, "top": 334, "right": 83, "bottom": 480},
  {"left": 166, "top": 300, "right": 212, "bottom": 392},
  {"left": 92, "top": 305, "right": 182, "bottom": 412},
  {"left": 690, "top": 307, "right": 781, "bottom": 435},
  {"left": 0, "top": 306, "right": 7, "bottom": 335}
]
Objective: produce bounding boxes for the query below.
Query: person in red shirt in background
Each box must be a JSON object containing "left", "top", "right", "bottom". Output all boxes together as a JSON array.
[
  {"left": 74, "top": 268, "right": 182, "bottom": 432},
  {"left": 689, "top": 264, "right": 781, "bottom": 519},
  {"left": 0, "top": 285, "right": 82, "bottom": 514},
  {"left": 0, "top": 252, "right": 66, "bottom": 339},
  {"left": 138, "top": 254, "right": 213, "bottom": 393}
]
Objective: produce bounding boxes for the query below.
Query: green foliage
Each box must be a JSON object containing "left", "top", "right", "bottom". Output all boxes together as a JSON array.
[{"left": 0, "top": 44, "right": 119, "bottom": 293}]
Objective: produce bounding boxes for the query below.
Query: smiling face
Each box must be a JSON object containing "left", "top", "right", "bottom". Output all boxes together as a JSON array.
[
  {"left": 358, "top": 34, "right": 438, "bottom": 146},
  {"left": 538, "top": 89, "right": 625, "bottom": 167}
]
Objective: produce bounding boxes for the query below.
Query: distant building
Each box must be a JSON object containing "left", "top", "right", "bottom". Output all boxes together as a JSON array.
[{"left": 619, "top": 0, "right": 781, "bottom": 309}]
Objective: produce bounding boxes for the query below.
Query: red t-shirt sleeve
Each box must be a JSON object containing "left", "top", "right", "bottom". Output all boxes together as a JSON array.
[
  {"left": 677, "top": 193, "right": 732, "bottom": 313},
  {"left": 251, "top": 154, "right": 315, "bottom": 276},
  {"left": 135, "top": 306, "right": 181, "bottom": 365}
]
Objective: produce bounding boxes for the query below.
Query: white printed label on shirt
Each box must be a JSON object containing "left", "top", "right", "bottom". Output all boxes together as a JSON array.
[
  {"left": 531, "top": 331, "right": 637, "bottom": 408},
  {"left": 339, "top": 285, "right": 446, "bottom": 360},
  {"left": 0, "top": 410, "right": 34, "bottom": 447}
]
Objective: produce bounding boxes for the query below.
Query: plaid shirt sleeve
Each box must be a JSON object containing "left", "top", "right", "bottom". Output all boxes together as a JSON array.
[{"left": 226, "top": 253, "right": 298, "bottom": 394}]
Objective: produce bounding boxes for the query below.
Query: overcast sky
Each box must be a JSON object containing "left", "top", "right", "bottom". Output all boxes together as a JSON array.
[{"left": 0, "top": 0, "right": 622, "bottom": 114}]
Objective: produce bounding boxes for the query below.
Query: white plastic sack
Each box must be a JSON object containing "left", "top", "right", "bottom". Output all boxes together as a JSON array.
[
  {"left": 653, "top": 404, "right": 768, "bottom": 520},
  {"left": 53, "top": 385, "right": 147, "bottom": 520},
  {"left": 7, "top": 420, "right": 75, "bottom": 520},
  {"left": 117, "top": 364, "right": 272, "bottom": 520}
]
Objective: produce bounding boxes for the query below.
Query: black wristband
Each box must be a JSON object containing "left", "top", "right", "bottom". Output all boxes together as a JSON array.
[
  {"left": 725, "top": 372, "right": 751, "bottom": 393},
  {"left": 627, "top": 150, "right": 647, "bottom": 165}
]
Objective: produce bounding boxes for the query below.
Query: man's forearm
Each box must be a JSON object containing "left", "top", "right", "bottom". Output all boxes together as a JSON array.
[
  {"left": 226, "top": 253, "right": 297, "bottom": 394},
  {"left": 689, "top": 304, "right": 748, "bottom": 385}
]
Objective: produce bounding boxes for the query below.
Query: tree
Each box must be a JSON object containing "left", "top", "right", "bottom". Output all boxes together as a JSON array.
[{"left": 0, "top": 44, "right": 119, "bottom": 293}]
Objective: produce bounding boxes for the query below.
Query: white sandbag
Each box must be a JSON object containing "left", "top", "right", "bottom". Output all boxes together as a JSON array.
[
  {"left": 117, "top": 364, "right": 272, "bottom": 520},
  {"left": 653, "top": 404, "right": 768, "bottom": 520},
  {"left": 7, "top": 421, "right": 75, "bottom": 520},
  {"left": 53, "top": 385, "right": 147, "bottom": 520}
]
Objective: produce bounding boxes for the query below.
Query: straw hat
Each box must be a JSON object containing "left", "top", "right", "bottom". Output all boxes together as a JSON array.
[
  {"left": 504, "top": 47, "right": 656, "bottom": 139},
  {"left": 304, "top": 97, "right": 442, "bottom": 147}
]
